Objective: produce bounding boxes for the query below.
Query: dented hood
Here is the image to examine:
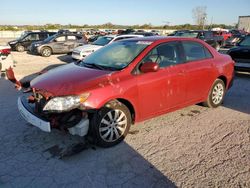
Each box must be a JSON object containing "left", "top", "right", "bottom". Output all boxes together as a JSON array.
[{"left": 30, "top": 63, "right": 112, "bottom": 96}]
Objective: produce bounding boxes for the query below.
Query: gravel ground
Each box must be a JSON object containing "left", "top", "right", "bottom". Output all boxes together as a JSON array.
[{"left": 0, "top": 45, "right": 250, "bottom": 187}]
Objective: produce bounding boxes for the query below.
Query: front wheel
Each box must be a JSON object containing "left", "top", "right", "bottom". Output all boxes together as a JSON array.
[
  {"left": 203, "top": 79, "right": 225, "bottom": 108},
  {"left": 16, "top": 45, "right": 25, "bottom": 52},
  {"left": 41, "top": 47, "right": 52, "bottom": 57},
  {"left": 89, "top": 101, "right": 132, "bottom": 147}
]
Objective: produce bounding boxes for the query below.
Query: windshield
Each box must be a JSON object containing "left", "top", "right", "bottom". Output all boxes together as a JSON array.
[
  {"left": 239, "top": 36, "right": 250, "bottom": 46},
  {"left": 92, "top": 36, "right": 114, "bottom": 46},
  {"left": 17, "top": 33, "right": 29, "bottom": 40},
  {"left": 78, "top": 41, "right": 150, "bottom": 70},
  {"left": 176, "top": 32, "right": 199, "bottom": 38}
]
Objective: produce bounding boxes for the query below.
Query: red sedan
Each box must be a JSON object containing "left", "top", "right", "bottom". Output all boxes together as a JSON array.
[{"left": 18, "top": 37, "right": 234, "bottom": 147}]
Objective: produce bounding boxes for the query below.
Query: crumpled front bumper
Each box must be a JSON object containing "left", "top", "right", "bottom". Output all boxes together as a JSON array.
[{"left": 17, "top": 96, "right": 51, "bottom": 132}]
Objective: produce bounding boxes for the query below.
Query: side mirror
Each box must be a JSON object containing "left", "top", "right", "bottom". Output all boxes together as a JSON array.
[{"left": 140, "top": 62, "right": 159, "bottom": 73}]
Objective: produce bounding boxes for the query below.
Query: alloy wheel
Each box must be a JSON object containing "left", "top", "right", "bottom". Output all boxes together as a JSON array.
[
  {"left": 212, "top": 83, "right": 224, "bottom": 105},
  {"left": 99, "top": 109, "right": 127, "bottom": 142}
]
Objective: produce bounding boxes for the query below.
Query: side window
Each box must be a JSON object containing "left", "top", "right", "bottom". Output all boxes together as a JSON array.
[
  {"left": 204, "top": 47, "right": 213, "bottom": 58},
  {"left": 30, "top": 34, "right": 39, "bottom": 40},
  {"left": 182, "top": 41, "right": 212, "bottom": 61},
  {"left": 67, "top": 35, "right": 77, "bottom": 41},
  {"left": 141, "top": 42, "right": 182, "bottom": 68},
  {"left": 39, "top": 33, "right": 48, "bottom": 40},
  {"left": 55, "top": 36, "right": 66, "bottom": 42},
  {"left": 25, "top": 34, "right": 39, "bottom": 41}
]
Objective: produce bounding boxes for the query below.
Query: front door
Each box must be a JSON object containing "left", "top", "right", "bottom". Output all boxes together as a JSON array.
[{"left": 136, "top": 41, "right": 186, "bottom": 120}]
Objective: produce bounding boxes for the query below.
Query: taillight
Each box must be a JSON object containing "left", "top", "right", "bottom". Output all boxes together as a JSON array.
[{"left": 0, "top": 48, "right": 11, "bottom": 55}]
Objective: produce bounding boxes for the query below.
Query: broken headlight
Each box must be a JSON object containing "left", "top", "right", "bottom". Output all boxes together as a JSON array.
[{"left": 43, "top": 93, "right": 90, "bottom": 112}]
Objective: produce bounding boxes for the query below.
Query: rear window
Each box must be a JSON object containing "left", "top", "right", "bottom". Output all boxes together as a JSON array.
[
  {"left": 182, "top": 41, "right": 213, "bottom": 61},
  {"left": 67, "top": 35, "right": 77, "bottom": 40}
]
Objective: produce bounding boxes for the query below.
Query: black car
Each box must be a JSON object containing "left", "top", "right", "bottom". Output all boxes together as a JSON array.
[
  {"left": 223, "top": 35, "right": 244, "bottom": 48},
  {"left": 8, "top": 31, "right": 56, "bottom": 52},
  {"left": 175, "top": 30, "right": 224, "bottom": 50},
  {"left": 227, "top": 35, "right": 250, "bottom": 72},
  {"left": 30, "top": 33, "right": 87, "bottom": 57}
]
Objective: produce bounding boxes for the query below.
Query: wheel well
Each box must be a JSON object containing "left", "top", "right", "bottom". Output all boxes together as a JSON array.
[
  {"left": 115, "top": 98, "right": 136, "bottom": 124},
  {"left": 218, "top": 75, "right": 227, "bottom": 87}
]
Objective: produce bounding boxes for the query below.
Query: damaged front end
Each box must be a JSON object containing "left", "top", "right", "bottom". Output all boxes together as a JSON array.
[{"left": 18, "top": 89, "right": 91, "bottom": 137}]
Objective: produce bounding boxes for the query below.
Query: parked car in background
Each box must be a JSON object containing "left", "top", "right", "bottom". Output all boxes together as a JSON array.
[
  {"left": 133, "top": 32, "right": 156, "bottom": 36},
  {"left": 168, "top": 30, "right": 190, "bottom": 36},
  {"left": 223, "top": 35, "right": 244, "bottom": 48},
  {"left": 227, "top": 35, "right": 250, "bottom": 72},
  {"left": 212, "top": 31, "right": 232, "bottom": 41},
  {"left": 72, "top": 34, "right": 143, "bottom": 60},
  {"left": 30, "top": 33, "right": 87, "bottom": 57},
  {"left": 8, "top": 31, "right": 56, "bottom": 52},
  {"left": 88, "top": 35, "right": 101, "bottom": 43},
  {"left": 229, "top": 29, "right": 248, "bottom": 37},
  {"left": 18, "top": 37, "right": 234, "bottom": 147},
  {"left": 0, "top": 46, "right": 14, "bottom": 72},
  {"left": 118, "top": 29, "right": 136, "bottom": 35},
  {"left": 175, "top": 30, "right": 224, "bottom": 50},
  {"left": 151, "top": 30, "right": 160, "bottom": 35}
]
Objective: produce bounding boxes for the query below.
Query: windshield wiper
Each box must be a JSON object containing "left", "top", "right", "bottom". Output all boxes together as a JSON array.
[
  {"left": 83, "top": 63, "right": 105, "bottom": 70},
  {"left": 83, "top": 62, "right": 121, "bottom": 71}
]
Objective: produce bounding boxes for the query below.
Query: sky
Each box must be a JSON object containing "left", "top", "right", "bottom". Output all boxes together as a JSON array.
[{"left": 1, "top": 0, "right": 250, "bottom": 26}]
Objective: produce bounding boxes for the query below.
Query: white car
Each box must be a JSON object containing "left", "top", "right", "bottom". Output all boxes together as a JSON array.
[
  {"left": 72, "top": 34, "right": 144, "bottom": 60},
  {"left": 0, "top": 46, "right": 14, "bottom": 72}
]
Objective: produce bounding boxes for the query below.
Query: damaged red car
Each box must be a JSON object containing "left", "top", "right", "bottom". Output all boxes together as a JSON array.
[{"left": 18, "top": 37, "right": 234, "bottom": 147}]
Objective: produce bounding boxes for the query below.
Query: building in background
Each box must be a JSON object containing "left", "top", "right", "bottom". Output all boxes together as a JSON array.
[{"left": 238, "top": 16, "right": 250, "bottom": 32}]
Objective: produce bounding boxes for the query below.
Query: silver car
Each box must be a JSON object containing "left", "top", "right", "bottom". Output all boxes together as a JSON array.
[{"left": 30, "top": 33, "right": 87, "bottom": 57}]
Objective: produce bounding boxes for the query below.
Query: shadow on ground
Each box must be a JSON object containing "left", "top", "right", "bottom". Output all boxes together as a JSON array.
[
  {"left": 223, "top": 72, "right": 250, "bottom": 114},
  {"left": 0, "top": 78, "right": 176, "bottom": 187},
  {"left": 57, "top": 54, "right": 75, "bottom": 64}
]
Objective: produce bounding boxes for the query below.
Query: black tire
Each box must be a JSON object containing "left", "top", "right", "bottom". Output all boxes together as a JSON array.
[
  {"left": 89, "top": 101, "right": 132, "bottom": 147},
  {"left": 203, "top": 79, "right": 225, "bottom": 108},
  {"left": 16, "top": 45, "right": 25, "bottom": 52},
  {"left": 41, "top": 47, "right": 52, "bottom": 57}
]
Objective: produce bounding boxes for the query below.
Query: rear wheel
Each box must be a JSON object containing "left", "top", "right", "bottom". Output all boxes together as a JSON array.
[
  {"left": 89, "top": 101, "right": 131, "bottom": 147},
  {"left": 41, "top": 47, "right": 52, "bottom": 57},
  {"left": 16, "top": 45, "right": 24, "bottom": 52},
  {"left": 203, "top": 79, "right": 225, "bottom": 108}
]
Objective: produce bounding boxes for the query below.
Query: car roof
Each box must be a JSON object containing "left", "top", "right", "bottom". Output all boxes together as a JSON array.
[{"left": 121, "top": 36, "right": 207, "bottom": 43}]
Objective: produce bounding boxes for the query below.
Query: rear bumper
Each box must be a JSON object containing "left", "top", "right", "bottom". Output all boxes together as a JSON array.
[{"left": 17, "top": 97, "right": 51, "bottom": 132}]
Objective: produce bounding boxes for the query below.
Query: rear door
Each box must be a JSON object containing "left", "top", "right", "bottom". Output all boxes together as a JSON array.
[{"left": 181, "top": 41, "right": 215, "bottom": 103}]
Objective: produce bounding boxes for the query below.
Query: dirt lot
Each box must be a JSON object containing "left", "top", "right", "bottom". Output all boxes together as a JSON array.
[{"left": 0, "top": 41, "right": 250, "bottom": 187}]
